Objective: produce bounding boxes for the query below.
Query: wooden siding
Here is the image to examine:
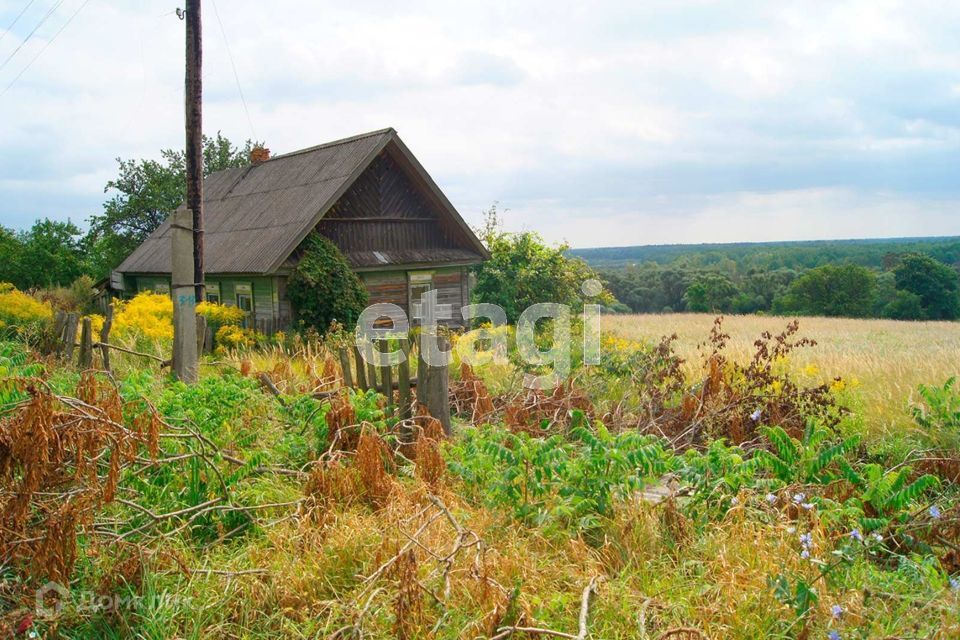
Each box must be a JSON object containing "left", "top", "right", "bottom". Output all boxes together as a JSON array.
[
  {"left": 316, "top": 151, "right": 474, "bottom": 263},
  {"left": 126, "top": 275, "right": 280, "bottom": 332},
  {"left": 125, "top": 265, "right": 473, "bottom": 333},
  {"left": 361, "top": 267, "right": 467, "bottom": 326}
]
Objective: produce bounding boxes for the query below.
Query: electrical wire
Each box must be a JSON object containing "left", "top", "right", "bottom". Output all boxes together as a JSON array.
[
  {"left": 210, "top": 0, "right": 256, "bottom": 140},
  {"left": 0, "top": 0, "right": 38, "bottom": 47},
  {"left": 0, "top": 0, "right": 66, "bottom": 73},
  {"left": 0, "top": 0, "right": 90, "bottom": 98}
]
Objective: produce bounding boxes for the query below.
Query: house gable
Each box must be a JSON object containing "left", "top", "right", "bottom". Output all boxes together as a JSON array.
[{"left": 314, "top": 148, "right": 482, "bottom": 270}]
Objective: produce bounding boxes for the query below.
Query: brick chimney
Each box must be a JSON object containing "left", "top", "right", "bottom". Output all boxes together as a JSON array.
[{"left": 250, "top": 146, "right": 271, "bottom": 165}]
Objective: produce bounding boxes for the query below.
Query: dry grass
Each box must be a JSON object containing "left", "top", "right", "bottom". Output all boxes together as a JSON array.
[{"left": 604, "top": 313, "right": 960, "bottom": 438}]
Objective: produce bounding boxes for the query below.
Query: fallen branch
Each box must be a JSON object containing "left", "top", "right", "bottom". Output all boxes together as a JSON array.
[
  {"left": 492, "top": 575, "right": 601, "bottom": 640},
  {"left": 93, "top": 341, "right": 170, "bottom": 366}
]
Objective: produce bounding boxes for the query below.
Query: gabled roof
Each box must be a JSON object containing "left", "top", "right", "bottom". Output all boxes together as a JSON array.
[{"left": 116, "top": 128, "right": 488, "bottom": 275}]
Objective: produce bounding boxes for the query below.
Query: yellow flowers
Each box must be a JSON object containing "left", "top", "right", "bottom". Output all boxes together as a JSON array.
[
  {"left": 802, "top": 363, "right": 820, "bottom": 377},
  {"left": 0, "top": 286, "right": 53, "bottom": 328},
  {"left": 215, "top": 324, "right": 255, "bottom": 350},
  {"left": 113, "top": 293, "right": 174, "bottom": 341},
  {"left": 197, "top": 301, "right": 246, "bottom": 327},
  {"left": 108, "top": 292, "right": 260, "bottom": 350},
  {"left": 831, "top": 378, "right": 847, "bottom": 393}
]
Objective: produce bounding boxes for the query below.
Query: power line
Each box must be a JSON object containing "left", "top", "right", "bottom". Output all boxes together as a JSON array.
[
  {"left": 210, "top": 0, "right": 256, "bottom": 140},
  {"left": 0, "top": 0, "right": 90, "bottom": 98},
  {"left": 0, "top": 0, "right": 38, "bottom": 47},
  {"left": 0, "top": 0, "right": 66, "bottom": 73}
]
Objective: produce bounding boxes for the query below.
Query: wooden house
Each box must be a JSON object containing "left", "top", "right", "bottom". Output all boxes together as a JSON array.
[{"left": 113, "top": 128, "right": 489, "bottom": 331}]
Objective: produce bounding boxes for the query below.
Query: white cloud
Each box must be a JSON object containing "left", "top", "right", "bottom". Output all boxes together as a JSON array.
[{"left": 0, "top": 0, "right": 958, "bottom": 246}]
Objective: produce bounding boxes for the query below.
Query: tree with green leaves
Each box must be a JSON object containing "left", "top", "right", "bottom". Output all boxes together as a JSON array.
[
  {"left": 472, "top": 206, "right": 613, "bottom": 323},
  {"left": 774, "top": 263, "right": 877, "bottom": 318},
  {"left": 0, "top": 219, "right": 85, "bottom": 289},
  {"left": 892, "top": 253, "right": 960, "bottom": 320},
  {"left": 683, "top": 272, "right": 739, "bottom": 312},
  {"left": 85, "top": 133, "right": 260, "bottom": 279}
]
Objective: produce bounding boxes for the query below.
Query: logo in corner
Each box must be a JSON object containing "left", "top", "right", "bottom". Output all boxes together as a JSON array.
[{"left": 35, "top": 581, "right": 69, "bottom": 619}]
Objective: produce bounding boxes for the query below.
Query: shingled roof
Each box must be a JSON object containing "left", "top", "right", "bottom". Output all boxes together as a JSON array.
[{"left": 116, "top": 128, "right": 488, "bottom": 275}]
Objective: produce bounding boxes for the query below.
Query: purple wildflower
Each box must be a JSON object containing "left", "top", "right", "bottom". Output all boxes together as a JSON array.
[
  {"left": 799, "top": 532, "right": 813, "bottom": 548},
  {"left": 750, "top": 408, "right": 762, "bottom": 422},
  {"left": 792, "top": 493, "right": 806, "bottom": 505},
  {"left": 765, "top": 493, "right": 777, "bottom": 505},
  {"left": 849, "top": 529, "right": 863, "bottom": 542},
  {"left": 831, "top": 604, "right": 843, "bottom": 618},
  {"left": 801, "top": 548, "right": 810, "bottom": 559},
  {"left": 828, "top": 631, "right": 841, "bottom": 640},
  {"left": 929, "top": 505, "right": 942, "bottom": 519},
  {"left": 950, "top": 576, "right": 959, "bottom": 592}
]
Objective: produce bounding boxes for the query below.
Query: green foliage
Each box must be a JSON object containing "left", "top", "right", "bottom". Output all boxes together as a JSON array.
[
  {"left": 893, "top": 253, "right": 960, "bottom": 320},
  {"left": 851, "top": 464, "right": 940, "bottom": 529},
  {"left": 596, "top": 239, "right": 960, "bottom": 320},
  {"left": 85, "top": 133, "right": 260, "bottom": 279},
  {"left": 0, "top": 341, "right": 44, "bottom": 413},
  {"left": 472, "top": 205, "right": 612, "bottom": 323},
  {"left": 0, "top": 219, "right": 86, "bottom": 289},
  {"left": 572, "top": 236, "right": 960, "bottom": 271},
  {"left": 682, "top": 272, "right": 739, "bottom": 312},
  {"left": 912, "top": 377, "right": 960, "bottom": 450},
  {"left": 448, "top": 414, "right": 673, "bottom": 530},
  {"left": 753, "top": 422, "right": 861, "bottom": 485},
  {"left": 775, "top": 264, "right": 877, "bottom": 317},
  {"left": 678, "top": 439, "right": 768, "bottom": 512},
  {"left": 287, "top": 233, "right": 369, "bottom": 332}
]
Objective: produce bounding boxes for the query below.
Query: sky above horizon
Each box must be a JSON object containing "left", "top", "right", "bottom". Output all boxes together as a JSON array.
[{"left": 1, "top": 0, "right": 959, "bottom": 248}]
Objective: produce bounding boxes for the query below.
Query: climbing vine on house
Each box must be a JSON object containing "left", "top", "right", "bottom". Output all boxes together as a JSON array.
[{"left": 287, "top": 233, "right": 369, "bottom": 332}]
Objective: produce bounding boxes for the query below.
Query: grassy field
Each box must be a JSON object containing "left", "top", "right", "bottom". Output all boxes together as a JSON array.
[
  {"left": 604, "top": 313, "right": 960, "bottom": 438},
  {"left": 2, "top": 306, "right": 959, "bottom": 638}
]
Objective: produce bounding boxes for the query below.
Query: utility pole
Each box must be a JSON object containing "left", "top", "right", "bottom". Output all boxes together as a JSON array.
[
  {"left": 185, "top": 0, "right": 204, "bottom": 303},
  {"left": 171, "top": 0, "right": 202, "bottom": 383}
]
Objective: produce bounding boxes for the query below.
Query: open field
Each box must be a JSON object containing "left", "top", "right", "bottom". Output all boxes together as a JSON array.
[{"left": 605, "top": 313, "right": 960, "bottom": 438}]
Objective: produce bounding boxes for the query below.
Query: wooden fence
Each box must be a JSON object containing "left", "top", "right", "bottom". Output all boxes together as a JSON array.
[
  {"left": 328, "top": 335, "right": 451, "bottom": 434},
  {"left": 48, "top": 309, "right": 452, "bottom": 433}
]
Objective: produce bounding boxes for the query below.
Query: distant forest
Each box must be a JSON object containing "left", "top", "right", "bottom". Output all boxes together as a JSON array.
[{"left": 571, "top": 237, "right": 960, "bottom": 320}]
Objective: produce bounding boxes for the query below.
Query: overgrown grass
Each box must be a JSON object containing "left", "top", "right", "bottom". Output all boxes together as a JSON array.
[{"left": 0, "top": 311, "right": 958, "bottom": 639}]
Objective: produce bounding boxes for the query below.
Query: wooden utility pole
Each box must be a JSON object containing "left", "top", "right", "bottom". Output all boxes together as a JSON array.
[
  {"left": 185, "top": 0, "right": 204, "bottom": 303},
  {"left": 171, "top": 0, "right": 202, "bottom": 383}
]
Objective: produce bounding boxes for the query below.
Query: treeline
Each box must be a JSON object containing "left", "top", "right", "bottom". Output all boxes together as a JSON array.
[
  {"left": 572, "top": 237, "right": 960, "bottom": 270},
  {"left": 601, "top": 251, "right": 960, "bottom": 320},
  {"left": 0, "top": 134, "right": 258, "bottom": 291}
]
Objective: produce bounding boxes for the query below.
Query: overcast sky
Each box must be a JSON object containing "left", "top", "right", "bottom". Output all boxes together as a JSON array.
[{"left": 1, "top": 0, "right": 959, "bottom": 247}]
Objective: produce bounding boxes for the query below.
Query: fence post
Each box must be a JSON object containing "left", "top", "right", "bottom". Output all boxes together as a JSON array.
[
  {"left": 100, "top": 304, "right": 114, "bottom": 372},
  {"left": 378, "top": 339, "right": 393, "bottom": 414},
  {"left": 397, "top": 338, "right": 412, "bottom": 419},
  {"left": 78, "top": 316, "right": 93, "bottom": 369},
  {"left": 338, "top": 347, "right": 354, "bottom": 389},
  {"left": 195, "top": 315, "right": 207, "bottom": 357},
  {"left": 353, "top": 345, "right": 368, "bottom": 390},
  {"left": 63, "top": 313, "right": 79, "bottom": 363},
  {"left": 418, "top": 332, "right": 451, "bottom": 435},
  {"left": 51, "top": 310, "right": 67, "bottom": 356},
  {"left": 366, "top": 358, "right": 378, "bottom": 396}
]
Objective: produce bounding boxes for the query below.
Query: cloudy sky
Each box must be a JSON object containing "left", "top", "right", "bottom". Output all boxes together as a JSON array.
[{"left": 1, "top": 0, "right": 959, "bottom": 247}]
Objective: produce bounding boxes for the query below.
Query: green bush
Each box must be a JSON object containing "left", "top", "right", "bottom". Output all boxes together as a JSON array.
[{"left": 287, "top": 234, "right": 368, "bottom": 332}]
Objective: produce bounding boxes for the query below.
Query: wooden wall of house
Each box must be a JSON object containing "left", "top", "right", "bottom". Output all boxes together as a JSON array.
[
  {"left": 360, "top": 266, "right": 468, "bottom": 326},
  {"left": 126, "top": 275, "right": 280, "bottom": 333}
]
